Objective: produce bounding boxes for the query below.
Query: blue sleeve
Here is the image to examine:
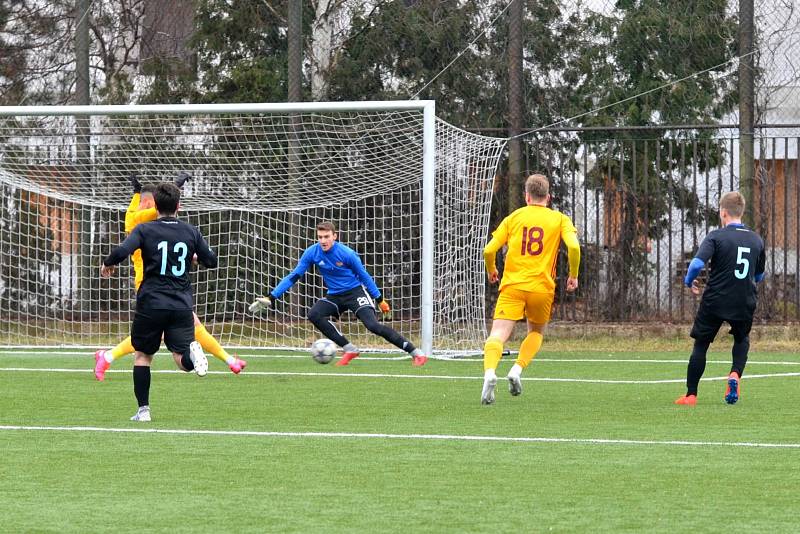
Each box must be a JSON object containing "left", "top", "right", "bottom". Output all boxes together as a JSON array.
[
  {"left": 272, "top": 248, "right": 313, "bottom": 298},
  {"left": 755, "top": 246, "right": 766, "bottom": 283},
  {"left": 347, "top": 249, "right": 381, "bottom": 299},
  {"left": 684, "top": 257, "right": 705, "bottom": 287},
  {"left": 103, "top": 226, "right": 143, "bottom": 266}
]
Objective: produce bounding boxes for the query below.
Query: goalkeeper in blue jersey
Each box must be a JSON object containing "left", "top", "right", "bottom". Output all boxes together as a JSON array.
[{"left": 249, "top": 221, "right": 427, "bottom": 367}]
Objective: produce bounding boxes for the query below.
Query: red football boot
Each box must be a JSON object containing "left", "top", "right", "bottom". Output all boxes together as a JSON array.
[
  {"left": 674, "top": 394, "right": 697, "bottom": 406},
  {"left": 335, "top": 351, "right": 359, "bottom": 366}
]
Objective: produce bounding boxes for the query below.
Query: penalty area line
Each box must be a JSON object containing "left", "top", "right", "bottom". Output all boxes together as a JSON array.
[
  {"left": 0, "top": 424, "right": 798, "bottom": 449},
  {"left": 1, "top": 367, "right": 799, "bottom": 384},
  {"left": 3, "top": 351, "right": 800, "bottom": 367}
]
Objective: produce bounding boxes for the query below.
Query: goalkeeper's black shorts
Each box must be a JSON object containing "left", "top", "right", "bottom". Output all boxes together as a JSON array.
[
  {"left": 131, "top": 309, "right": 194, "bottom": 356},
  {"left": 316, "top": 286, "right": 376, "bottom": 317}
]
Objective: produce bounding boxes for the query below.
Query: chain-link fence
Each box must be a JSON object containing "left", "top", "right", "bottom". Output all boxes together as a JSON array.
[
  {"left": 561, "top": 0, "right": 800, "bottom": 129},
  {"left": 502, "top": 126, "right": 799, "bottom": 324},
  {"left": 752, "top": 0, "right": 800, "bottom": 131}
]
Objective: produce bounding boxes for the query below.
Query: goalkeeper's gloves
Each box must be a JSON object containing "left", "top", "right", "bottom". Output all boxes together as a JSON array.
[
  {"left": 249, "top": 295, "right": 275, "bottom": 313},
  {"left": 375, "top": 296, "right": 391, "bottom": 319},
  {"left": 130, "top": 173, "right": 142, "bottom": 194},
  {"left": 174, "top": 171, "right": 192, "bottom": 189}
]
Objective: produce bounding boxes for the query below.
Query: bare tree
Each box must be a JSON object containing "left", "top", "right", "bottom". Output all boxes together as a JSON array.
[
  {"left": 91, "top": 0, "right": 145, "bottom": 103},
  {"left": 0, "top": 0, "right": 148, "bottom": 106},
  {"left": 309, "top": 0, "right": 388, "bottom": 101},
  {"left": 0, "top": 1, "right": 77, "bottom": 104}
]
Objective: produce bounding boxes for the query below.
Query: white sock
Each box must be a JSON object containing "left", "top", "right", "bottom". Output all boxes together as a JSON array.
[
  {"left": 225, "top": 355, "right": 236, "bottom": 365},
  {"left": 508, "top": 364, "right": 523, "bottom": 378},
  {"left": 484, "top": 369, "right": 496, "bottom": 380},
  {"left": 103, "top": 350, "right": 114, "bottom": 363},
  {"left": 343, "top": 343, "right": 358, "bottom": 353},
  {"left": 411, "top": 348, "right": 424, "bottom": 357}
]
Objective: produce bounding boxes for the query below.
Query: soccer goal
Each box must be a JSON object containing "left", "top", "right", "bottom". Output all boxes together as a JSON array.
[{"left": 0, "top": 101, "right": 506, "bottom": 357}]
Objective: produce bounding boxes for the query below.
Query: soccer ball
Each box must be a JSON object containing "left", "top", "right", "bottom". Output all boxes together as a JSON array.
[{"left": 311, "top": 338, "right": 337, "bottom": 364}]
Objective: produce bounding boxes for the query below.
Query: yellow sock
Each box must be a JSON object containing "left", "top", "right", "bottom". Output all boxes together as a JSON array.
[
  {"left": 516, "top": 331, "right": 544, "bottom": 369},
  {"left": 483, "top": 336, "right": 504, "bottom": 372},
  {"left": 195, "top": 324, "right": 230, "bottom": 363},
  {"left": 109, "top": 336, "right": 135, "bottom": 360}
]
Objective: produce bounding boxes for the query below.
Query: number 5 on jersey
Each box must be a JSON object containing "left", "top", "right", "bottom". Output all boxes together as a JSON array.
[{"left": 734, "top": 246, "right": 750, "bottom": 279}]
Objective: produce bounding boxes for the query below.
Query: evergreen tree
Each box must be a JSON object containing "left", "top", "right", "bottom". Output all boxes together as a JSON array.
[
  {"left": 562, "top": 0, "right": 737, "bottom": 318},
  {"left": 189, "top": 0, "right": 305, "bottom": 103}
]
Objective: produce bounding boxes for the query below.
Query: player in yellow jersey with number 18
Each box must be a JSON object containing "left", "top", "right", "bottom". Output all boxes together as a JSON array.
[{"left": 480, "top": 174, "right": 581, "bottom": 405}]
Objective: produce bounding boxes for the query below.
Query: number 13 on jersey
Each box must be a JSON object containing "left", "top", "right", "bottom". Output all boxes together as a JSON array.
[{"left": 158, "top": 240, "right": 188, "bottom": 276}]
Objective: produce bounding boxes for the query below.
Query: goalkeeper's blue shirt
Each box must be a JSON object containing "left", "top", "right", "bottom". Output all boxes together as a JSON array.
[{"left": 271, "top": 241, "right": 381, "bottom": 299}]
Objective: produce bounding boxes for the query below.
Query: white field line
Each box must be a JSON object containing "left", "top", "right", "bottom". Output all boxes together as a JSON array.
[
  {"left": 1, "top": 350, "right": 799, "bottom": 366},
  {"left": 0, "top": 350, "right": 407, "bottom": 361},
  {"left": 0, "top": 424, "right": 798, "bottom": 449},
  {"left": 1, "top": 366, "right": 799, "bottom": 384}
]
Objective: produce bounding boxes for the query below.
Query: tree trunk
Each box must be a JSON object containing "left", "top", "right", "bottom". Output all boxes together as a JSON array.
[
  {"left": 738, "top": 0, "right": 755, "bottom": 228},
  {"left": 287, "top": 0, "right": 303, "bottom": 318},
  {"left": 288, "top": 0, "right": 303, "bottom": 102},
  {"left": 310, "top": 1, "right": 336, "bottom": 101},
  {"left": 75, "top": 0, "right": 93, "bottom": 314},
  {"left": 507, "top": 0, "right": 524, "bottom": 213}
]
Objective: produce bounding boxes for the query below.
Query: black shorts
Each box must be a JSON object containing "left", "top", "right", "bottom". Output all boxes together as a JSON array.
[
  {"left": 131, "top": 309, "right": 194, "bottom": 356},
  {"left": 690, "top": 303, "right": 753, "bottom": 343},
  {"left": 315, "top": 286, "right": 376, "bottom": 318}
]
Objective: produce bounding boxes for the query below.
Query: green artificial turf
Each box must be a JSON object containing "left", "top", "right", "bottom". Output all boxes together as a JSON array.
[{"left": 1, "top": 348, "right": 798, "bottom": 533}]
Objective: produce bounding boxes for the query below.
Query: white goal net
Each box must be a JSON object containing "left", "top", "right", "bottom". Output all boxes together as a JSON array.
[{"left": 0, "top": 102, "right": 506, "bottom": 357}]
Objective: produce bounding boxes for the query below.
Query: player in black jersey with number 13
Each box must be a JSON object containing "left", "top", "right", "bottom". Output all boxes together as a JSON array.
[
  {"left": 675, "top": 191, "right": 766, "bottom": 406},
  {"left": 101, "top": 182, "right": 218, "bottom": 422}
]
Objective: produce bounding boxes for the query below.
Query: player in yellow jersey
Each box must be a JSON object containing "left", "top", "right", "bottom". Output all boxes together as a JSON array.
[
  {"left": 94, "top": 173, "right": 247, "bottom": 380},
  {"left": 480, "top": 174, "right": 581, "bottom": 405}
]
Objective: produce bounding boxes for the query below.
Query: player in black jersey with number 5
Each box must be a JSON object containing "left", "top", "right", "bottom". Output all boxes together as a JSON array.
[
  {"left": 101, "top": 182, "right": 218, "bottom": 422},
  {"left": 675, "top": 191, "right": 766, "bottom": 406}
]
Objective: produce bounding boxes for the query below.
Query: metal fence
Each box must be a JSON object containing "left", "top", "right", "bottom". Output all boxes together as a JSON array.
[{"left": 493, "top": 126, "right": 800, "bottom": 324}]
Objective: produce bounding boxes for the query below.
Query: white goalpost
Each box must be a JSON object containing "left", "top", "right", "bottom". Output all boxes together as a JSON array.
[{"left": 0, "top": 101, "right": 506, "bottom": 357}]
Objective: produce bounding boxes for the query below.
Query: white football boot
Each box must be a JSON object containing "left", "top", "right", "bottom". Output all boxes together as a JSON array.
[
  {"left": 481, "top": 374, "right": 497, "bottom": 405},
  {"left": 130, "top": 406, "right": 151, "bottom": 422},
  {"left": 189, "top": 341, "right": 208, "bottom": 377}
]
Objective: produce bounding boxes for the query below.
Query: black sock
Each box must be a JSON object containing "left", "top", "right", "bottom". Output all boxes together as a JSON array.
[
  {"left": 686, "top": 339, "right": 710, "bottom": 396},
  {"left": 133, "top": 365, "right": 151, "bottom": 407},
  {"left": 181, "top": 352, "right": 194, "bottom": 372},
  {"left": 356, "top": 308, "right": 415, "bottom": 352},
  {"left": 731, "top": 336, "right": 749, "bottom": 377}
]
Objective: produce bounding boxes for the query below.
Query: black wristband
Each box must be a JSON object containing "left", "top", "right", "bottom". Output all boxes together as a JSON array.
[
  {"left": 174, "top": 171, "right": 191, "bottom": 189},
  {"left": 130, "top": 173, "right": 142, "bottom": 194}
]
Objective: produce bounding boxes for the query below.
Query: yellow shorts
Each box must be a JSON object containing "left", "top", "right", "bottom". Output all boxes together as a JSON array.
[{"left": 493, "top": 287, "right": 553, "bottom": 323}]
